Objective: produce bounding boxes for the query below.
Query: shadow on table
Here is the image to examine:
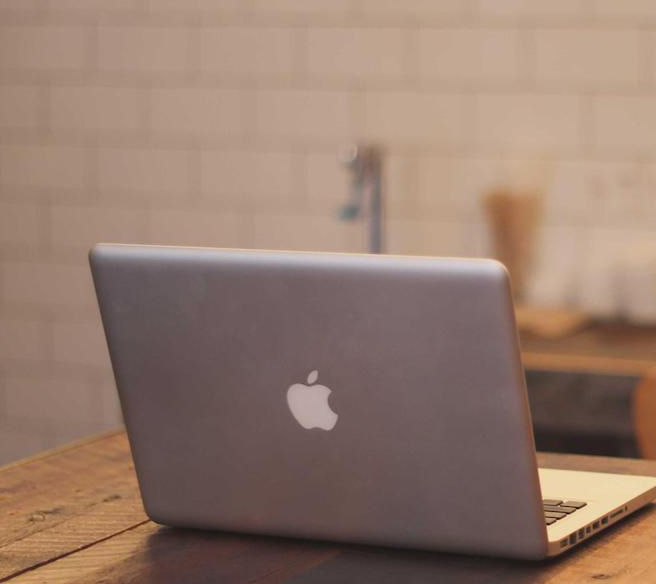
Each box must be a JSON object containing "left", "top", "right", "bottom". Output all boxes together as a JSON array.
[{"left": 130, "top": 506, "right": 650, "bottom": 584}]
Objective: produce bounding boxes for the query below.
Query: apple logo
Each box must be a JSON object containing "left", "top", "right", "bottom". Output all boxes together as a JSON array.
[{"left": 286, "top": 370, "right": 338, "bottom": 431}]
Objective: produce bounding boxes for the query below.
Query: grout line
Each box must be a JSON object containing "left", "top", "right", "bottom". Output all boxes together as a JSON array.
[
  {"left": 518, "top": 27, "right": 536, "bottom": 90},
  {"left": 293, "top": 24, "right": 308, "bottom": 80},
  {"left": 579, "top": 93, "right": 595, "bottom": 156}
]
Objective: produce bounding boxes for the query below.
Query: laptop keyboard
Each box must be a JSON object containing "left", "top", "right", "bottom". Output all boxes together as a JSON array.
[{"left": 543, "top": 499, "right": 587, "bottom": 525}]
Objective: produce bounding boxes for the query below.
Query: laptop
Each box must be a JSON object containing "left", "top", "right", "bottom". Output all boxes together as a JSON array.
[{"left": 90, "top": 244, "right": 656, "bottom": 560}]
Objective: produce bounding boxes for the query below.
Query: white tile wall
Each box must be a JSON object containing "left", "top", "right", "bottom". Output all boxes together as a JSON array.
[
  {"left": 474, "top": 0, "right": 585, "bottom": 18},
  {"left": 255, "top": 89, "right": 353, "bottom": 143},
  {"left": 0, "top": 202, "right": 41, "bottom": 246},
  {"left": 1, "top": 0, "right": 656, "bottom": 465},
  {"left": 0, "top": 317, "right": 44, "bottom": 362},
  {"left": 416, "top": 29, "right": 521, "bottom": 82},
  {"left": 306, "top": 28, "right": 406, "bottom": 79},
  {"left": 148, "top": 209, "right": 252, "bottom": 248},
  {"left": 253, "top": 0, "right": 351, "bottom": 15},
  {"left": 2, "top": 261, "right": 94, "bottom": 307},
  {"left": 96, "top": 147, "right": 190, "bottom": 194},
  {"left": 50, "top": 204, "right": 146, "bottom": 252},
  {"left": 592, "top": 97, "right": 656, "bottom": 151},
  {"left": 0, "top": 86, "right": 40, "bottom": 128},
  {"left": 591, "top": 0, "right": 656, "bottom": 20},
  {"left": 49, "top": 86, "right": 143, "bottom": 134},
  {"left": 200, "top": 149, "right": 296, "bottom": 206},
  {"left": 534, "top": 30, "right": 642, "bottom": 88},
  {"left": 475, "top": 93, "right": 582, "bottom": 151},
  {"left": 97, "top": 27, "right": 190, "bottom": 73},
  {"left": 361, "top": 0, "right": 465, "bottom": 18},
  {"left": 1, "top": 145, "right": 89, "bottom": 190},
  {"left": 149, "top": 88, "right": 245, "bottom": 137},
  {"left": 51, "top": 321, "right": 110, "bottom": 367},
  {"left": 363, "top": 91, "right": 468, "bottom": 147},
  {"left": 0, "top": 26, "right": 90, "bottom": 71},
  {"left": 200, "top": 27, "right": 296, "bottom": 77}
]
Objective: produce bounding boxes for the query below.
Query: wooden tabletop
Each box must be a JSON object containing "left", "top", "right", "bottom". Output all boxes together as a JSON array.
[
  {"left": 521, "top": 321, "right": 656, "bottom": 376},
  {"left": 2, "top": 431, "right": 656, "bottom": 583}
]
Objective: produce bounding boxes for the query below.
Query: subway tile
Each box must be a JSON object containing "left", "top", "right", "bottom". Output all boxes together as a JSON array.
[
  {"left": 307, "top": 27, "right": 405, "bottom": 79},
  {"left": 474, "top": 0, "right": 585, "bottom": 17},
  {"left": 361, "top": 0, "right": 465, "bottom": 17},
  {"left": 97, "top": 147, "right": 189, "bottom": 194},
  {"left": 363, "top": 91, "right": 466, "bottom": 147},
  {"left": 200, "top": 27, "right": 295, "bottom": 76},
  {"left": 387, "top": 219, "right": 473, "bottom": 257},
  {"left": 417, "top": 28, "right": 520, "bottom": 82},
  {"left": 0, "top": 145, "right": 88, "bottom": 190},
  {"left": 0, "top": 85, "right": 40, "bottom": 129},
  {"left": 546, "top": 160, "right": 643, "bottom": 226},
  {"left": 0, "top": 316, "right": 42, "bottom": 361},
  {"left": 635, "top": 163, "right": 656, "bottom": 226},
  {"left": 149, "top": 209, "right": 252, "bottom": 248},
  {"left": 543, "top": 161, "right": 597, "bottom": 222},
  {"left": 415, "top": 156, "right": 481, "bottom": 218},
  {"left": 256, "top": 89, "right": 352, "bottom": 142},
  {"left": 150, "top": 88, "right": 244, "bottom": 137},
  {"left": 49, "top": 0, "right": 140, "bottom": 11},
  {"left": 50, "top": 204, "right": 145, "bottom": 250},
  {"left": 305, "top": 152, "right": 351, "bottom": 213},
  {"left": 201, "top": 149, "right": 295, "bottom": 203},
  {"left": 475, "top": 93, "right": 581, "bottom": 150},
  {"left": 591, "top": 0, "right": 656, "bottom": 19},
  {"left": 50, "top": 86, "right": 142, "bottom": 134},
  {"left": 148, "top": 0, "right": 244, "bottom": 12},
  {"left": 0, "top": 26, "right": 90, "bottom": 71},
  {"left": 4, "top": 375, "right": 94, "bottom": 424},
  {"left": 252, "top": 213, "right": 364, "bottom": 253},
  {"left": 592, "top": 96, "right": 656, "bottom": 150},
  {"left": 0, "top": 423, "right": 47, "bottom": 466},
  {"left": 0, "top": 0, "right": 40, "bottom": 13},
  {"left": 535, "top": 29, "right": 640, "bottom": 87},
  {"left": 52, "top": 320, "right": 109, "bottom": 366},
  {"left": 0, "top": 202, "right": 40, "bottom": 246},
  {"left": 3, "top": 261, "right": 94, "bottom": 307},
  {"left": 253, "top": 0, "right": 351, "bottom": 13},
  {"left": 98, "top": 26, "right": 189, "bottom": 72}
]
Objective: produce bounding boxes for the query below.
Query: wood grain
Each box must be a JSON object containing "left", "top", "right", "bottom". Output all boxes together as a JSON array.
[
  {"left": 2, "top": 432, "right": 656, "bottom": 583},
  {"left": 0, "top": 432, "right": 147, "bottom": 581}
]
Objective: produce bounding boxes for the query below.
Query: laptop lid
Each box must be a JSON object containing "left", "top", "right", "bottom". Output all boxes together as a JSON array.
[{"left": 90, "top": 244, "right": 548, "bottom": 559}]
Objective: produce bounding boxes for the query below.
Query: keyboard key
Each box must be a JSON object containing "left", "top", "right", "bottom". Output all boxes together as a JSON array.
[
  {"left": 545, "top": 511, "right": 566, "bottom": 519},
  {"left": 563, "top": 501, "right": 587, "bottom": 509},
  {"left": 546, "top": 518, "right": 557, "bottom": 525},
  {"left": 544, "top": 505, "right": 576, "bottom": 514},
  {"left": 543, "top": 499, "right": 563, "bottom": 506}
]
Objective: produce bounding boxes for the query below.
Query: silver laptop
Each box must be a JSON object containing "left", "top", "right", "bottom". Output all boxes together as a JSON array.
[{"left": 90, "top": 244, "right": 656, "bottom": 560}]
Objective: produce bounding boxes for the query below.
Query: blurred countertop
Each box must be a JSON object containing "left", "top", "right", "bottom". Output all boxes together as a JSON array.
[{"left": 520, "top": 318, "right": 656, "bottom": 376}]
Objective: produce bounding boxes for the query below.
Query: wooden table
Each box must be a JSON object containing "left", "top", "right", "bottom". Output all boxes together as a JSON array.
[
  {"left": 520, "top": 321, "right": 656, "bottom": 376},
  {"left": 2, "top": 431, "right": 656, "bottom": 583},
  {"left": 520, "top": 321, "right": 656, "bottom": 458}
]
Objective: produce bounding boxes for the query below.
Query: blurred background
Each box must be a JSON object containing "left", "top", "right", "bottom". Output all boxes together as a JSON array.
[{"left": 3, "top": 0, "right": 656, "bottom": 465}]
